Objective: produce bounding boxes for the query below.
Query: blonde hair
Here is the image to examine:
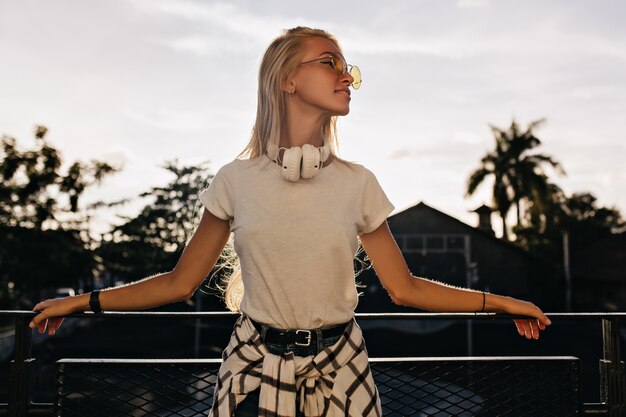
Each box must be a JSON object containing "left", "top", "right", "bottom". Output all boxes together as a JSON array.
[
  {"left": 210, "top": 26, "right": 367, "bottom": 312},
  {"left": 237, "top": 26, "right": 354, "bottom": 163}
]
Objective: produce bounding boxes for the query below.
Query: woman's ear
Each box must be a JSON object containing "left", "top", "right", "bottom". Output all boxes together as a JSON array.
[{"left": 281, "top": 78, "right": 296, "bottom": 95}]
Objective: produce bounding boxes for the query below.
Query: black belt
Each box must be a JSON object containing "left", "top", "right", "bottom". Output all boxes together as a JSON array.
[{"left": 251, "top": 318, "right": 349, "bottom": 347}]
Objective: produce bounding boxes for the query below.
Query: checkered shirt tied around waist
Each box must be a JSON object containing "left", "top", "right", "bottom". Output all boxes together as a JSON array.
[{"left": 208, "top": 313, "right": 382, "bottom": 417}]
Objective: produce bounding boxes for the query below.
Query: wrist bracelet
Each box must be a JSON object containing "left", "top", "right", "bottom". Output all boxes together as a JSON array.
[
  {"left": 89, "top": 290, "right": 103, "bottom": 313},
  {"left": 481, "top": 291, "right": 486, "bottom": 312}
]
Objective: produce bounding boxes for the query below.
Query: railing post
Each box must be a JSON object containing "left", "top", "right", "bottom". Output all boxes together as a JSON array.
[
  {"left": 599, "top": 317, "right": 626, "bottom": 417},
  {"left": 8, "top": 315, "right": 35, "bottom": 417}
]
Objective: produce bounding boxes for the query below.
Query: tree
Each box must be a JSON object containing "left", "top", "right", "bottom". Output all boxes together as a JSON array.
[
  {"left": 466, "top": 118, "right": 565, "bottom": 239},
  {"left": 515, "top": 191, "right": 625, "bottom": 261},
  {"left": 466, "top": 144, "right": 514, "bottom": 240},
  {"left": 504, "top": 118, "right": 566, "bottom": 226},
  {"left": 0, "top": 125, "right": 119, "bottom": 306},
  {"left": 560, "top": 193, "right": 625, "bottom": 251},
  {"left": 0, "top": 125, "right": 118, "bottom": 231},
  {"left": 96, "top": 159, "right": 214, "bottom": 282}
]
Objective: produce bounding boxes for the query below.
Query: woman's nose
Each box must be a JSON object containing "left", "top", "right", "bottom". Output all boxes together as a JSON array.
[{"left": 341, "top": 71, "right": 354, "bottom": 86}]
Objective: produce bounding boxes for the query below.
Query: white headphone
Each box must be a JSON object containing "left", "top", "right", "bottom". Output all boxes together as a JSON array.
[{"left": 266, "top": 141, "right": 331, "bottom": 182}]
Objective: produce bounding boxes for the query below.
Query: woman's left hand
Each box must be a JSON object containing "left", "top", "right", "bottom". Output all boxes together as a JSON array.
[{"left": 500, "top": 296, "right": 552, "bottom": 340}]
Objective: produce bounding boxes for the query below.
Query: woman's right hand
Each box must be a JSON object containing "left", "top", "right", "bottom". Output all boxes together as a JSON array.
[
  {"left": 499, "top": 296, "right": 552, "bottom": 340},
  {"left": 29, "top": 296, "right": 81, "bottom": 336}
]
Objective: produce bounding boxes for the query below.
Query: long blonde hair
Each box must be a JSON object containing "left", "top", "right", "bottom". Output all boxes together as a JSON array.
[{"left": 210, "top": 26, "right": 368, "bottom": 312}]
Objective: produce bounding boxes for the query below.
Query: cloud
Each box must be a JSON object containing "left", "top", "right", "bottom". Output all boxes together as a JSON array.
[
  {"left": 388, "top": 143, "right": 480, "bottom": 166},
  {"left": 122, "top": 105, "right": 212, "bottom": 132},
  {"left": 151, "top": 34, "right": 244, "bottom": 57},
  {"left": 452, "top": 130, "right": 485, "bottom": 145},
  {"left": 341, "top": 9, "right": 626, "bottom": 64},
  {"left": 158, "top": 36, "right": 215, "bottom": 56},
  {"left": 568, "top": 85, "right": 625, "bottom": 100},
  {"left": 343, "top": 31, "right": 476, "bottom": 59},
  {"left": 100, "top": 149, "right": 133, "bottom": 167},
  {"left": 457, "top": 0, "right": 490, "bottom": 8},
  {"left": 126, "top": 0, "right": 308, "bottom": 48}
]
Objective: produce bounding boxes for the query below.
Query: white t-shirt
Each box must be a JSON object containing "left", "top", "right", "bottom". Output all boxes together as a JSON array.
[{"left": 198, "top": 154, "right": 394, "bottom": 329}]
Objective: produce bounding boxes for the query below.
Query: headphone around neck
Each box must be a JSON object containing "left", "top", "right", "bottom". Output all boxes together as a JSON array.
[{"left": 266, "top": 141, "right": 331, "bottom": 182}]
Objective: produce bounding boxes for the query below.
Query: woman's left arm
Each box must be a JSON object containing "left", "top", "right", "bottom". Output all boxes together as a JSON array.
[{"left": 359, "top": 221, "right": 552, "bottom": 340}]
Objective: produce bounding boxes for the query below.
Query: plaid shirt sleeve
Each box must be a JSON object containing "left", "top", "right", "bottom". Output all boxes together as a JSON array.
[{"left": 208, "top": 313, "right": 382, "bottom": 417}]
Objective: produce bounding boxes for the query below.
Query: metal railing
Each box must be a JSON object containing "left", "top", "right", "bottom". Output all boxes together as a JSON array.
[
  {"left": 1, "top": 311, "right": 625, "bottom": 416},
  {"left": 53, "top": 356, "right": 581, "bottom": 416}
]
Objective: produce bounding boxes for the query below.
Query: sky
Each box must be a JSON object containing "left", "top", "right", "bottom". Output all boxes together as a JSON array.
[{"left": 1, "top": 0, "right": 625, "bottom": 237}]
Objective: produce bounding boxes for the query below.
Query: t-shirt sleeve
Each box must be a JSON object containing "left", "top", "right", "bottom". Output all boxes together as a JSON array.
[
  {"left": 356, "top": 168, "right": 395, "bottom": 236},
  {"left": 198, "top": 164, "right": 234, "bottom": 221}
]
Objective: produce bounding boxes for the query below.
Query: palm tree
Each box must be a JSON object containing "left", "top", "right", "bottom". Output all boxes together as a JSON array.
[
  {"left": 466, "top": 117, "right": 565, "bottom": 240},
  {"left": 503, "top": 118, "right": 566, "bottom": 225},
  {"left": 466, "top": 132, "right": 514, "bottom": 240}
]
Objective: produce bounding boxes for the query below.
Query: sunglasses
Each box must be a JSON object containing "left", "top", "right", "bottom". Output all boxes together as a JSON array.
[{"left": 299, "top": 54, "right": 362, "bottom": 90}]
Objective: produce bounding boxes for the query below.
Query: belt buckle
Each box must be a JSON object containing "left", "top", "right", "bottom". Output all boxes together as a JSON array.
[{"left": 295, "top": 329, "right": 312, "bottom": 346}]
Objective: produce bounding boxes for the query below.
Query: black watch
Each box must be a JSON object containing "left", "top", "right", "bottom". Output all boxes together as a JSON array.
[{"left": 89, "top": 290, "right": 103, "bottom": 313}]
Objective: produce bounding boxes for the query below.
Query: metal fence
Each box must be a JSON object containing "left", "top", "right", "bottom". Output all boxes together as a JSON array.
[
  {"left": 55, "top": 356, "right": 581, "bottom": 417},
  {"left": 1, "top": 311, "right": 626, "bottom": 416}
]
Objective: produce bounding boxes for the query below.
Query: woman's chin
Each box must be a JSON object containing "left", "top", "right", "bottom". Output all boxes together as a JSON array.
[{"left": 332, "top": 105, "right": 350, "bottom": 117}]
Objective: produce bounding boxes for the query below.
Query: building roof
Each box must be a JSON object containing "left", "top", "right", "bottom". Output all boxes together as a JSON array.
[
  {"left": 471, "top": 204, "right": 494, "bottom": 214},
  {"left": 389, "top": 201, "right": 538, "bottom": 261}
]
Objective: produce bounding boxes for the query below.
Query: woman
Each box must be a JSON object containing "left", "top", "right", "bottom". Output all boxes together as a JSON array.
[{"left": 29, "top": 27, "right": 551, "bottom": 416}]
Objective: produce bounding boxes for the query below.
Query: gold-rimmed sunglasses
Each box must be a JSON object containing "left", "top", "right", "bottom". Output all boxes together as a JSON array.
[{"left": 299, "top": 54, "right": 362, "bottom": 89}]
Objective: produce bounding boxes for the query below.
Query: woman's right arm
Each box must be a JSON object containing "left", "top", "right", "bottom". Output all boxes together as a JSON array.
[{"left": 29, "top": 208, "right": 231, "bottom": 334}]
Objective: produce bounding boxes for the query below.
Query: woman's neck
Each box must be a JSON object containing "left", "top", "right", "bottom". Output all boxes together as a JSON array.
[{"left": 280, "top": 107, "right": 327, "bottom": 148}]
